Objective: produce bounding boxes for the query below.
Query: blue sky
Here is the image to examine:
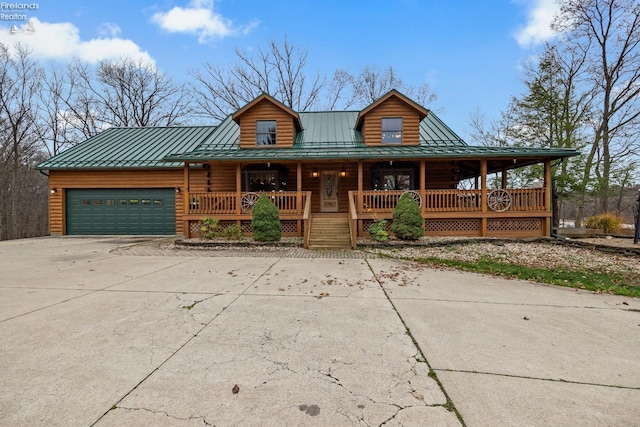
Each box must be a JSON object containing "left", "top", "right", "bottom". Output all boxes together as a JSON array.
[{"left": 0, "top": 0, "right": 559, "bottom": 140}]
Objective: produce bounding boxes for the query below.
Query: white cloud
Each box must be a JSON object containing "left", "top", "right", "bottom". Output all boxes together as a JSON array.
[
  {"left": 97, "top": 22, "right": 122, "bottom": 37},
  {"left": 0, "top": 18, "right": 154, "bottom": 65},
  {"left": 151, "top": 0, "right": 257, "bottom": 43},
  {"left": 514, "top": 0, "right": 559, "bottom": 47}
]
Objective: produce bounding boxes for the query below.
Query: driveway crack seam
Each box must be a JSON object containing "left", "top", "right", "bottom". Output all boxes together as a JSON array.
[
  {"left": 365, "top": 259, "right": 467, "bottom": 427},
  {"left": 2, "top": 258, "right": 202, "bottom": 324},
  {"left": 434, "top": 368, "right": 640, "bottom": 390},
  {"left": 112, "top": 406, "right": 212, "bottom": 425},
  {"left": 89, "top": 257, "right": 284, "bottom": 426}
]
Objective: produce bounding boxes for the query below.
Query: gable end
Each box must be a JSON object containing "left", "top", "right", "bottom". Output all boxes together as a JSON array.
[{"left": 359, "top": 96, "right": 423, "bottom": 146}]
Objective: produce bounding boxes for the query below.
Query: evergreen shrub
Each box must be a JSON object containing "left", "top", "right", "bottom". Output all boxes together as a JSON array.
[
  {"left": 251, "top": 193, "right": 282, "bottom": 241},
  {"left": 391, "top": 193, "right": 424, "bottom": 240}
]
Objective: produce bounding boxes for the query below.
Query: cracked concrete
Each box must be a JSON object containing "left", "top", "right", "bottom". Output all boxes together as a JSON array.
[
  {"left": 1, "top": 237, "right": 639, "bottom": 426},
  {"left": 369, "top": 258, "right": 640, "bottom": 426}
]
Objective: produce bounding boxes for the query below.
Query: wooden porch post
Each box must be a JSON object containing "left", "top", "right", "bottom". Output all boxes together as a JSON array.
[
  {"left": 357, "top": 160, "right": 363, "bottom": 212},
  {"left": 480, "top": 159, "right": 487, "bottom": 237},
  {"left": 357, "top": 160, "right": 363, "bottom": 236},
  {"left": 501, "top": 167, "right": 508, "bottom": 189},
  {"left": 544, "top": 159, "right": 552, "bottom": 236},
  {"left": 297, "top": 162, "right": 302, "bottom": 235},
  {"left": 183, "top": 162, "right": 190, "bottom": 238},
  {"left": 235, "top": 164, "right": 242, "bottom": 216},
  {"left": 296, "top": 162, "right": 302, "bottom": 212},
  {"left": 420, "top": 160, "right": 426, "bottom": 215}
]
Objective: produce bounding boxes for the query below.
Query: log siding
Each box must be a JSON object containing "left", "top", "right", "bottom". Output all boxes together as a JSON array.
[
  {"left": 362, "top": 97, "right": 422, "bottom": 146},
  {"left": 237, "top": 99, "right": 296, "bottom": 148}
]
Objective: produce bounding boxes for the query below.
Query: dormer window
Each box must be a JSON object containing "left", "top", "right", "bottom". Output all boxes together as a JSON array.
[
  {"left": 382, "top": 118, "right": 403, "bottom": 143},
  {"left": 256, "top": 120, "right": 276, "bottom": 145}
]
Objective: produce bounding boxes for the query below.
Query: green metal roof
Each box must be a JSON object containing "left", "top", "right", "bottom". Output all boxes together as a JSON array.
[
  {"left": 165, "top": 109, "right": 475, "bottom": 162},
  {"left": 36, "top": 106, "right": 579, "bottom": 170},
  {"left": 165, "top": 144, "right": 578, "bottom": 162},
  {"left": 295, "top": 112, "right": 364, "bottom": 146},
  {"left": 164, "top": 110, "right": 577, "bottom": 162},
  {"left": 36, "top": 126, "right": 216, "bottom": 170}
]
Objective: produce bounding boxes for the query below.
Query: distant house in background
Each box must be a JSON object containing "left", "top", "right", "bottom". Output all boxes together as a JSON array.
[{"left": 37, "top": 90, "right": 578, "bottom": 248}]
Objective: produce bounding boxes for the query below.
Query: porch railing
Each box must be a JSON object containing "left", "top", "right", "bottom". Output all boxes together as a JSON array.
[
  {"left": 186, "top": 188, "right": 546, "bottom": 216},
  {"left": 189, "top": 191, "right": 236, "bottom": 215},
  {"left": 187, "top": 191, "right": 309, "bottom": 215},
  {"left": 423, "top": 189, "right": 482, "bottom": 212},
  {"left": 508, "top": 188, "right": 546, "bottom": 211},
  {"left": 354, "top": 188, "right": 546, "bottom": 214}
]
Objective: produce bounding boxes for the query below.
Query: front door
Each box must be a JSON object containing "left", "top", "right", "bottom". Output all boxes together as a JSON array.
[{"left": 320, "top": 170, "right": 339, "bottom": 212}]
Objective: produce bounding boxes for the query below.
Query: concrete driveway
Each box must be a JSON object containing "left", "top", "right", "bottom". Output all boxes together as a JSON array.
[{"left": 0, "top": 237, "right": 638, "bottom": 426}]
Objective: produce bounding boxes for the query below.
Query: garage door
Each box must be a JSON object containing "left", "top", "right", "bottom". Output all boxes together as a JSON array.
[{"left": 66, "top": 189, "right": 175, "bottom": 235}]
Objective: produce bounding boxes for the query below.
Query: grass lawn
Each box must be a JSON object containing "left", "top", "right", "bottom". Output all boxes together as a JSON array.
[
  {"left": 371, "top": 239, "right": 640, "bottom": 298},
  {"left": 411, "top": 256, "right": 640, "bottom": 298}
]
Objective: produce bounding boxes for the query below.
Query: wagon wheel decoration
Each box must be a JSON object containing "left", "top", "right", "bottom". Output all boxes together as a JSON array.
[
  {"left": 487, "top": 189, "right": 512, "bottom": 212},
  {"left": 241, "top": 192, "right": 260, "bottom": 213},
  {"left": 402, "top": 190, "right": 423, "bottom": 207}
]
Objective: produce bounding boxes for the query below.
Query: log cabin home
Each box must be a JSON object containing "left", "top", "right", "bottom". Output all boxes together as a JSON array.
[{"left": 37, "top": 90, "right": 578, "bottom": 249}]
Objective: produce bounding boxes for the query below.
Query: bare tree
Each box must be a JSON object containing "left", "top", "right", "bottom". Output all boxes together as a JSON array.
[
  {"left": 57, "top": 59, "right": 105, "bottom": 140},
  {"left": 323, "top": 69, "right": 356, "bottom": 110},
  {"left": 191, "top": 39, "right": 438, "bottom": 121},
  {"left": 37, "top": 64, "right": 84, "bottom": 156},
  {"left": 0, "top": 43, "right": 47, "bottom": 240},
  {"left": 555, "top": 0, "right": 640, "bottom": 214},
  {"left": 90, "top": 57, "right": 193, "bottom": 127},
  {"left": 469, "top": 108, "right": 511, "bottom": 147},
  {"left": 46, "top": 57, "right": 193, "bottom": 141},
  {"left": 190, "top": 37, "right": 326, "bottom": 121},
  {"left": 351, "top": 65, "right": 437, "bottom": 108}
]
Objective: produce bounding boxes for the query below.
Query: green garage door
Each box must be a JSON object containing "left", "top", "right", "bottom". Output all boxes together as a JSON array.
[{"left": 66, "top": 189, "right": 175, "bottom": 235}]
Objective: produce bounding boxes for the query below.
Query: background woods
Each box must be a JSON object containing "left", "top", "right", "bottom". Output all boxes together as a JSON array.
[{"left": 1, "top": 0, "right": 639, "bottom": 240}]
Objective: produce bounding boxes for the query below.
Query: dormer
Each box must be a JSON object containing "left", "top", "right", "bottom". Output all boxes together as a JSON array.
[
  {"left": 355, "top": 90, "right": 428, "bottom": 146},
  {"left": 232, "top": 93, "right": 303, "bottom": 148}
]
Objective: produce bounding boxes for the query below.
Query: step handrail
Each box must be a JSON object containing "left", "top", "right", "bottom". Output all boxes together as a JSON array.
[
  {"left": 302, "top": 192, "right": 312, "bottom": 249},
  {"left": 348, "top": 192, "right": 358, "bottom": 249}
]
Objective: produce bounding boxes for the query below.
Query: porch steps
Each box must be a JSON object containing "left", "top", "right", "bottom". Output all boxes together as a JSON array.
[{"left": 308, "top": 216, "right": 352, "bottom": 249}]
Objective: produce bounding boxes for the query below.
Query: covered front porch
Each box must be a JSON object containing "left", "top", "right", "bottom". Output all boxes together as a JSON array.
[{"left": 180, "top": 157, "right": 553, "bottom": 248}]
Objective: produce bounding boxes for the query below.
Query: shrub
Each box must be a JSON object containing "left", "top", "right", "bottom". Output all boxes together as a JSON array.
[
  {"left": 251, "top": 193, "right": 282, "bottom": 241},
  {"left": 368, "top": 218, "right": 389, "bottom": 242},
  {"left": 585, "top": 212, "right": 622, "bottom": 234},
  {"left": 220, "top": 223, "right": 244, "bottom": 240},
  {"left": 200, "top": 217, "right": 220, "bottom": 239},
  {"left": 391, "top": 193, "right": 424, "bottom": 240}
]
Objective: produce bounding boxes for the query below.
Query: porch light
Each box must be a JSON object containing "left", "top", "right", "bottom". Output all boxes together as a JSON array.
[
  {"left": 175, "top": 187, "right": 180, "bottom": 193},
  {"left": 340, "top": 167, "right": 347, "bottom": 177},
  {"left": 312, "top": 168, "right": 319, "bottom": 178},
  {"left": 50, "top": 188, "right": 56, "bottom": 194}
]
